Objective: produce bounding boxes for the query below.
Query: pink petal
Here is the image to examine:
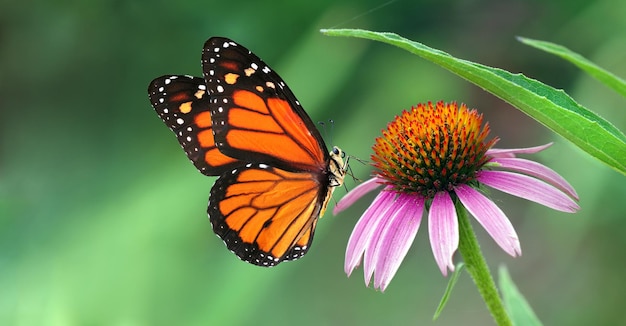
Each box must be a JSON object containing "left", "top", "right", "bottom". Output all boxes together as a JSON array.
[
  {"left": 334, "top": 177, "right": 384, "bottom": 215},
  {"left": 455, "top": 184, "right": 521, "bottom": 257},
  {"left": 363, "top": 194, "right": 401, "bottom": 285},
  {"left": 490, "top": 157, "right": 578, "bottom": 200},
  {"left": 478, "top": 170, "right": 580, "bottom": 213},
  {"left": 344, "top": 187, "right": 396, "bottom": 276},
  {"left": 372, "top": 194, "right": 424, "bottom": 291},
  {"left": 428, "top": 192, "right": 459, "bottom": 276},
  {"left": 486, "top": 143, "right": 553, "bottom": 158}
]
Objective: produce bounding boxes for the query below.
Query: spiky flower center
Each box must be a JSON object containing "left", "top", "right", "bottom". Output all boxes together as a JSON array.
[{"left": 372, "top": 101, "right": 497, "bottom": 198}]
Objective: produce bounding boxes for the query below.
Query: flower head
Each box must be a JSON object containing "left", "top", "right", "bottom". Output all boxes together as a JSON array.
[{"left": 335, "top": 101, "right": 579, "bottom": 291}]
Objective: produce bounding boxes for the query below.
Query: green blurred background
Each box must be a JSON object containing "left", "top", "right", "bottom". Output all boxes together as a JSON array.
[{"left": 2, "top": 0, "right": 625, "bottom": 325}]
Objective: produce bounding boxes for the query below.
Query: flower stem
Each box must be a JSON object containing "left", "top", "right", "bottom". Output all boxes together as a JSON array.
[{"left": 455, "top": 200, "right": 512, "bottom": 326}]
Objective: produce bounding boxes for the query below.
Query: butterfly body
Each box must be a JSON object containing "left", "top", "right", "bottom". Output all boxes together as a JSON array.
[{"left": 148, "top": 37, "right": 345, "bottom": 266}]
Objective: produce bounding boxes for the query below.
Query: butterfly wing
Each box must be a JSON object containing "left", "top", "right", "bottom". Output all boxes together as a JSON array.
[
  {"left": 202, "top": 37, "right": 329, "bottom": 173},
  {"left": 148, "top": 75, "right": 239, "bottom": 175},
  {"left": 209, "top": 164, "right": 328, "bottom": 266}
]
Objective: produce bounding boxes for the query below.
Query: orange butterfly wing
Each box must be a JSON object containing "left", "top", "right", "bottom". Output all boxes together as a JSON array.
[
  {"left": 202, "top": 38, "right": 328, "bottom": 172},
  {"left": 209, "top": 165, "right": 325, "bottom": 265},
  {"left": 148, "top": 75, "right": 238, "bottom": 175}
]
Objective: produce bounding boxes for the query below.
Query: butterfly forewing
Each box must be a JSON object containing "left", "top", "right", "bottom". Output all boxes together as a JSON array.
[
  {"left": 201, "top": 37, "right": 328, "bottom": 172},
  {"left": 148, "top": 75, "right": 239, "bottom": 175}
]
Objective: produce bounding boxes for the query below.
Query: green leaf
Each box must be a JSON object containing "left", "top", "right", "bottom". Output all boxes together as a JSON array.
[
  {"left": 433, "top": 262, "right": 465, "bottom": 320},
  {"left": 518, "top": 36, "right": 626, "bottom": 99},
  {"left": 321, "top": 29, "right": 626, "bottom": 175},
  {"left": 499, "top": 266, "right": 543, "bottom": 326}
]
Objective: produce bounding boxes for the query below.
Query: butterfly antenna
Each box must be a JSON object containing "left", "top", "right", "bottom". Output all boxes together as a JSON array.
[
  {"left": 318, "top": 120, "right": 329, "bottom": 144},
  {"left": 318, "top": 119, "right": 336, "bottom": 146},
  {"left": 328, "top": 119, "right": 335, "bottom": 146}
]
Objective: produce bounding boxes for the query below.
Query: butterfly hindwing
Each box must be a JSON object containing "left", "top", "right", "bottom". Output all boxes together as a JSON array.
[
  {"left": 148, "top": 75, "right": 239, "bottom": 175},
  {"left": 201, "top": 37, "right": 329, "bottom": 172},
  {"left": 209, "top": 164, "right": 327, "bottom": 266}
]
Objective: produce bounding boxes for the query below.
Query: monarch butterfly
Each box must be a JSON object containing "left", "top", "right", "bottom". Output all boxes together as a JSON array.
[{"left": 148, "top": 37, "right": 346, "bottom": 267}]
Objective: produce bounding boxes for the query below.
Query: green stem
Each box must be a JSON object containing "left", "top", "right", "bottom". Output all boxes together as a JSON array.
[{"left": 456, "top": 200, "right": 512, "bottom": 326}]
